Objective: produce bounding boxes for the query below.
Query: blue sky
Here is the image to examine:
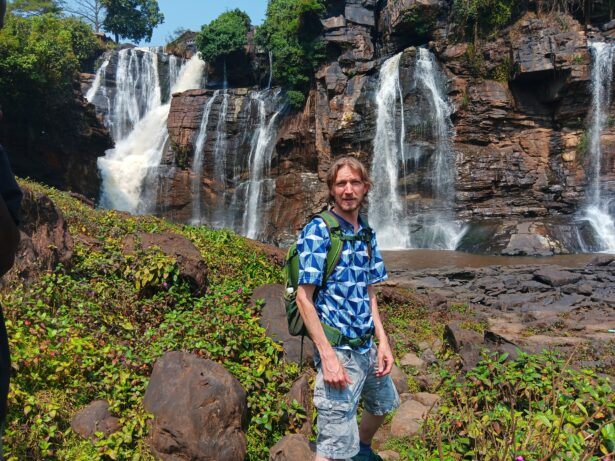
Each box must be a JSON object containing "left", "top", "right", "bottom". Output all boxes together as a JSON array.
[{"left": 145, "top": 1, "right": 268, "bottom": 46}]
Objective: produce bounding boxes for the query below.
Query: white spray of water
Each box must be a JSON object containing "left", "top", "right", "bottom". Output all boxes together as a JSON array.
[
  {"left": 86, "top": 58, "right": 110, "bottom": 102},
  {"left": 582, "top": 42, "right": 615, "bottom": 252},
  {"left": 243, "top": 89, "right": 283, "bottom": 239},
  {"left": 97, "top": 56, "right": 205, "bottom": 213}
]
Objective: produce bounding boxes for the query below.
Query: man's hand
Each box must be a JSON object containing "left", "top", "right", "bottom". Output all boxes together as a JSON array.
[
  {"left": 375, "top": 340, "right": 394, "bottom": 377},
  {"left": 321, "top": 349, "right": 352, "bottom": 389}
]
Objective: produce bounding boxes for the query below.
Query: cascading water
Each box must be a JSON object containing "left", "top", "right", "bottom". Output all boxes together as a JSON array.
[
  {"left": 86, "top": 57, "right": 110, "bottom": 102},
  {"left": 190, "top": 90, "right": 219, "bottom": 224},
  {"left": 581, "top": 42, "right": 615, "bottom": 252},
  {"left": 242, "top": 89, "right": 283, "bottom": 239},
  {"left": 370, "top": 53, "right": 409, "bottom": 248},
  {"left": 97, "top": 55, "right": 205, "bottom": 213},
  {"left": 369, "top": 49, "right": 465, "bottom": 250}
]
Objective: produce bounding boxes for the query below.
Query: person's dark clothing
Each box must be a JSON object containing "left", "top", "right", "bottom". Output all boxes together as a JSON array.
[{"left": 0, "top": 144, "right": 21, "bottom": 436}]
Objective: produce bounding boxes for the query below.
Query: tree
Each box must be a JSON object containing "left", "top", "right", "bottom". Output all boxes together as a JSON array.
[
  {"left": 63, "top": 0, "right": 105, "bottom": 32},
  {"left": 7, "top": 0, "right": 62, "bottom": 16},
  {"left": 101, "top": 0, "right": 163, "bottom": 43},
  {"left": 195, "top": 9, "right": 251, "bottom": 63},
  {"left": 255, "top": 0, "right": 325, "bottom": 109}
]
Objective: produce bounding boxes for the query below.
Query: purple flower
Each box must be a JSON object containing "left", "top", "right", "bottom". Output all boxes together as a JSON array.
[
  {"left": 237, "top": 288, "right": 243, "bottom": 294},
  {"left": 162, "top": 282, "right": 168, "bottom": 288},
  {"left": 516, "top": 457, "right": 525, "bottom": 461}
]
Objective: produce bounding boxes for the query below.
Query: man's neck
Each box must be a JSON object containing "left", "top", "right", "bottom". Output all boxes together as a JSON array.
[{"left": 331, "top": 207, "right": 360, "bottom": 231}]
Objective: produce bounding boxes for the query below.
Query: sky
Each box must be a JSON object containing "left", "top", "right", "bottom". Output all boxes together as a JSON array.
[{"left": 140, "top": 0, "right": 269, "bottom": 46}]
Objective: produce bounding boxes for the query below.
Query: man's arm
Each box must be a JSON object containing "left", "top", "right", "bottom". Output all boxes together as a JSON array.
[
  {"left": 368, "top": 285, "right": 394, "bottom": 377},
  {"left": 296, "top": 285, "right": 352, "bottom": 389},
  {"left": 0, "top": 194, "right": 20, "bottom": 277}
]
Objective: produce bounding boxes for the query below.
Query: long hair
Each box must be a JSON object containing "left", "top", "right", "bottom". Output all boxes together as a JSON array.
[{"left": 326, "top": 156, "right": 373, "bottom": 205}]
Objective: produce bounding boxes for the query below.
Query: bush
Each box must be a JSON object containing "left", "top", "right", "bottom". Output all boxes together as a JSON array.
[
  {"left": 255, "top": 0, "right": 325, "bottom": 110},
  {"left": 451, "top": 0, "right": 518, "bottom": 41},
  {"left": 196, "top": 9, "right": 251, "bottom": 63}
]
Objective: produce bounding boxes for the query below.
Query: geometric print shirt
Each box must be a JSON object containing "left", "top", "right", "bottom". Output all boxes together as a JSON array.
[{"left": 297, "top": 211, "right": 388, "bottom": 353}]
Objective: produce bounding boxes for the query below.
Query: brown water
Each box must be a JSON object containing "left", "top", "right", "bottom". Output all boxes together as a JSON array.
[{"left": 381, "top": 249, "right": 598, "bottom": 271}]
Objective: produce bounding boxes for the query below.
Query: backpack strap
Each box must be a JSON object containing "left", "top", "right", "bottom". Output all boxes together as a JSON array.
[{"left": 314, "top": 210, "right": 344, "bottom": 286}]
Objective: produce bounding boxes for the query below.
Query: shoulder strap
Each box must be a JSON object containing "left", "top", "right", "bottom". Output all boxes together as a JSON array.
[{"left": 315, "top": 210, "right": 344, "bottom": 287}]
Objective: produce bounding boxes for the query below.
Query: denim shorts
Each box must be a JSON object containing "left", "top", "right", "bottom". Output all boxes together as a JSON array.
[{"left": 313, "top": 345, "right": 401, "bottom": 459}]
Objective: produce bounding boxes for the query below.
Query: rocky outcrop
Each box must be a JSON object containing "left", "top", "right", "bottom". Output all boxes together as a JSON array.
[
  {"left": 269, "top": 434, "right": 315, "bottom": 461},
  {"left": 1, "top": 94, "right": 112, "bottom": 200},
  {"left": 143, "top": 352, "right": 248, "bottom": 461},
  {"left": 10, "top": 185, "right": 73, "bottom": 281}
]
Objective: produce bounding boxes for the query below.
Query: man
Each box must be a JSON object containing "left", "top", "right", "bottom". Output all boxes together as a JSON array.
[
  {"left": 0, "top": 105, "right": 22, "bottom": 459},
  {"left": 296, "top": 156, "right": 399, "bottom": 461}
]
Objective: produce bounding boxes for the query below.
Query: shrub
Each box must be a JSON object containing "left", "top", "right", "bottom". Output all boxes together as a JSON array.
[{"left": 196, "top": 9, "right": 251, "bottom": 63}]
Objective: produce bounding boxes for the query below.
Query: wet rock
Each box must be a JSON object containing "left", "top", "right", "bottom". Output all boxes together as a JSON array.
[
  {"left": 269, "top": 434, "right": 315, "bottom": 461},
  {"left": 252, "top": 284, "right": 314, "bottom": 365},
  {"left": 123, "top": 232, "right": 208, "bottom": 296},
  {"left": 144, "top": 352, "right": 247, "bottom": 461},
  {"left": 71, "top": 400, "right": 121, "bottom": 441},
  {"left": 588, "top": 255, "right": 615, "bottom": 266},
  {"left": 12, "top": 185, "right": 73, "bottom": 281},
  {"left": 534, "top": 267, "right": 582, "bottom": 287}
]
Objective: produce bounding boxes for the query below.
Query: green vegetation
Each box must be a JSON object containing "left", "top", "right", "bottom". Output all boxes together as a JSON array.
[
  {"left": 195, "top": 9, "right": 251, "bottom": 64},
  {"left": 255, "top": 0, "right": 326, "bottom": 110},
  {"left": 451, "top": 0, "right": 518, "bottom": 42},
  {"left": 0, "top": 13, "right": 101, "bottom": 127},
  {"left": 1, "top": 180, "right": 302, "bottom": 460},
  {"left": 7, "top": 0, "right": 62, "bottom": 16},
  {"left": 101, "top": 0, "right": 163, "bottom": 43},
  {"left": 384, "top": 351, "right": 614, "bottom": 459}
]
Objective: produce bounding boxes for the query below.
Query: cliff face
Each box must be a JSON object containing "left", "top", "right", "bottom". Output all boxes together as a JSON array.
[
  {"left": 143, "top": 2, "right": 615, "bottom": 251},
  {"left": 0, "top": 87, "right": 112, "bottom": 200}
]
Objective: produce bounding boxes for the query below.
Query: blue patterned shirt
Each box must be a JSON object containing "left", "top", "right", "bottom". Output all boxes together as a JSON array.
[{"left": 297, "top": 212, "right": 388, "bottom": 353}]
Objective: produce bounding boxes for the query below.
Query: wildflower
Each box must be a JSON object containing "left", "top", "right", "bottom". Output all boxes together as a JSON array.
[
  {"left": 516, "top": 456, "right": 525, "bottom": 461},
  {"left": 162, "top": 281, "right": 168, "bottom": 288},
  {"left": 237, "top": 288, "right": 243, "bottom": 294}
]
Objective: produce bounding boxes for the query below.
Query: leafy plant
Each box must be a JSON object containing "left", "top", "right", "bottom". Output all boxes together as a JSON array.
[{"left": 195, "top": 9, "right": 251, "bottom": 63}]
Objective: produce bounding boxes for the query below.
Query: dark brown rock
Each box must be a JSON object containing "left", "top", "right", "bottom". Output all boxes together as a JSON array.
[
  {"left": 444, "top": 322, "right": 483, "bottom": 370},
  {"left": 123, "top": 232, "right": 208, "bottom": 296},
  {"left": 252, "top": 284, "right": 314, "bottom": 365},
  {"left": 143, "top": 352, "right": 247, "bottom": 461},
  {"left": 534, "top": 267, "right": 582, "bottom": 287},
  {"left": 269, "top": 434, "right": 315, "bottom": 461},
  {"left": 284, "top": 373, "right": 314, "bottom": 436},
  {"left": 71, "top": 400, "right": 121, "bottom": 441},
  {"left": 12, "top": 185, "right": 73, "bottom": 280}
]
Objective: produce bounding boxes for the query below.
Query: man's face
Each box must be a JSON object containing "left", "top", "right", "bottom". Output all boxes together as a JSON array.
[{"left": 331, "top": 165, "right": 369, "bottom": 213}]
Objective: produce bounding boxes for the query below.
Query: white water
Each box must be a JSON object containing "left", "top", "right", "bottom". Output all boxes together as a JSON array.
[
  {"left": 369, "top": 49, "right": 465, "bottom": 250},
  {"left": 370, "top": 53, "right": 410, "bottom": 249},
  {"left": 86, "top": 57, "right": 109, "bottom": 102},
  {"left": 413, "top": 48, "right": 466, "bottom": 249},
  {"left": 190, "top": 90, "right": 219, "bottom": 224},
  {"left": 243, "top": 90, "right": 283, "bottom": 238},
  {"left": 582, "top": 42, "right": 615, "bottom": 252},
  {"left": 97, "top": 55, "right": 205, "bottom": 213}
]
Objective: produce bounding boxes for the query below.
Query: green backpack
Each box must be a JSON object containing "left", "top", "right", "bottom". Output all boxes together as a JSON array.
[{"left": 284, "top": 210, "right": 373, "bottom": 342}]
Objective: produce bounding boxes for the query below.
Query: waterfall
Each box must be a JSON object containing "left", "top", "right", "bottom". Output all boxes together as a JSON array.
[
  {"left": 97, "top": 55, "right": 205, "bottom": 213},
  {"left": 190, "top": 90, "right": 219, "bottom": 224},
  {"left": 242, "top": 89, "right": 284, "bottom": 239},
  {"left": 369, "top": 49, "right": 465, "bottom": 250},
  {"left": 86, "top": 57, "right": 110, "bottom": 102},
  {"left": 370, "top": 53, "right": 409, "bottom": 249},
  {"left": 582, "top": 42, "right": 615, "bottom": 252}
]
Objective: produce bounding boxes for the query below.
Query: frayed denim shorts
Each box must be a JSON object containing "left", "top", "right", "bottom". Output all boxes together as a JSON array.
[{"left": 313, "top": 345, "right": 401, "bottom": 460}]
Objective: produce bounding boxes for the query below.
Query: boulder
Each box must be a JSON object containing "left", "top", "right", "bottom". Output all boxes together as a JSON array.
[
  {"left": 534, "top": 267, "right": 582, "bottom": 287},
  {"left": 143, "top": 352, "right": 247, "bottom": 461},
  {"left": 71, "top": 400, "right": 121, "bottom": 441},
  {"left": 285, "top": 374, "right": 314, "bottom": 436},
  {"left": 252, "top": 284, "right": 314, "bottom": 365},
  {"left": 12, "top": 185, "right": 73, "bottom": 280},
  {"left": 399, "top": 352, "right": 426, "bottom": 369},
  {"left": 444, "top": 322, "right": 484, "bottom": 370},
  {"left": 269, "top": 434, "right": 315, "bottom": 461},
  {"left": 412, "top": 392, "right": 440, "bottom": 409},
  {"left": 390, "top": 399, "right": 429, "bottom": 437},
  {"left": 123, "top": 232, "right": 208, "bottom": 296},
  {"left": 390, "top": 364, "right": 409, "bottom": 395}
]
